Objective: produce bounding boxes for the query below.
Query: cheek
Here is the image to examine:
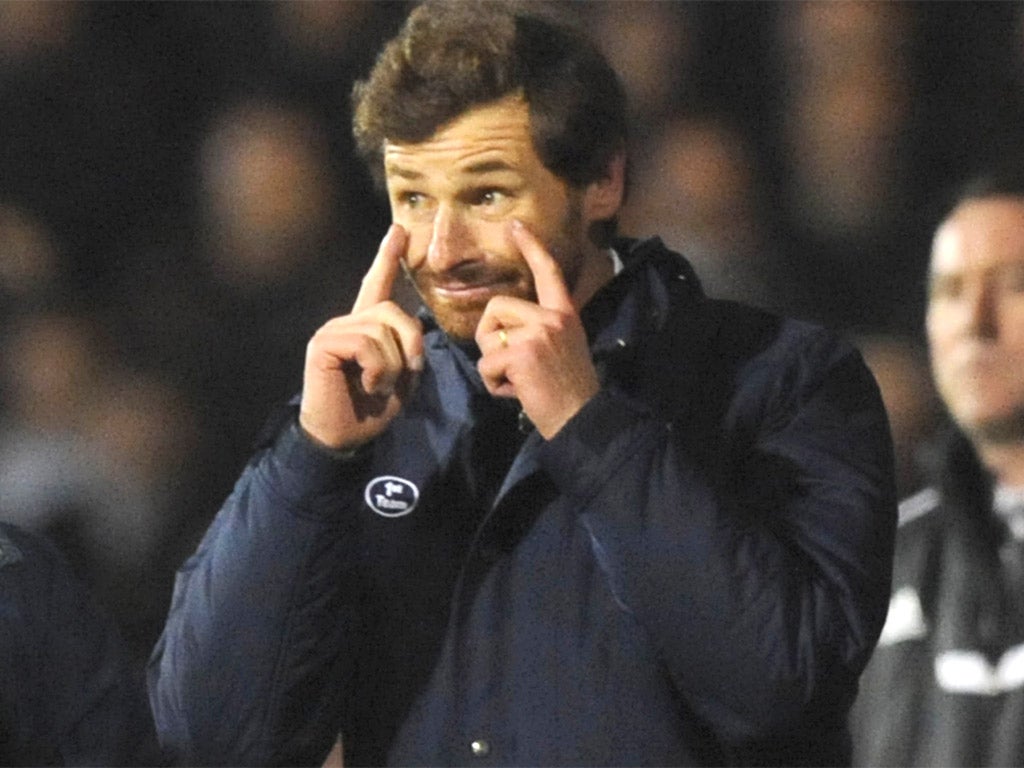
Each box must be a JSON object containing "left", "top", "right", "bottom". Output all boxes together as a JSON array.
[
  {"left": 1006, "top": 337, "right": 1024, "bottom": 364},
  {"left": 1006, "top": 306, "right": 1024, "bottom": 353},
  {"left": 925, "top": 316, "right": 955, "bottom": 379},
  {"left": 401, "top": 225, "right": 431, "bottom": 270},
  {"left": 397, "top": 215, "right": 454, "bottom": 270},
  {"left": 925, "top": 308, "right": 956, "bottom": 351},
  {"left": 477, "top": 220, "right": 516, "bottom": 255}
]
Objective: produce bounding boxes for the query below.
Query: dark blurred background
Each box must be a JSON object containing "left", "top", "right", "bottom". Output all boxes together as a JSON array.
[{"left": 0, "top": 0, "right": 1014, "bottom": 668}]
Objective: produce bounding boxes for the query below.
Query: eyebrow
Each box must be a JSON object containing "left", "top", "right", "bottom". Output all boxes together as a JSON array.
[
  {"left": 385, "top": 164, "right": 423, "bottom": 181},
  {"left": 464, "top": 159, "right": 516, "bottom": 175},
  {"left": 385, "top": 158, "right": 517, "bottom": 181}
]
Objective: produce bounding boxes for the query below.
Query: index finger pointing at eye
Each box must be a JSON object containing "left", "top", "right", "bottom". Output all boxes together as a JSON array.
[
  {"left": 510, "top": 220, "right": 574, "bottom": 312},
  {"left": 353, "top": 224, "right": 408, "bottom": 312}
]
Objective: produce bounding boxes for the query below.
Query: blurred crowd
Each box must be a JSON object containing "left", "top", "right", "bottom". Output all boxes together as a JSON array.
[{"left": 0, "top": 0, "right": 1019, "bottom": 668}]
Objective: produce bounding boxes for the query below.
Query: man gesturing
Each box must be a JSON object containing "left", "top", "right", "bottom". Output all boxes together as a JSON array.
[
  {"left": 475, "top": 221, "right": 601, "bottom": 439},
  {"left": 299, "top": 224, "right": 422, "bottom": 452},
  {"left": 301, "top": 216, "right": 600, "bottom": 453},
  {"left": 150, "top": 3, "right": 897, "bottom": 766}
]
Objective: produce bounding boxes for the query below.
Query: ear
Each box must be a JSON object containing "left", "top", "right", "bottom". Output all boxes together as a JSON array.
[{"left": 583, "top": 152, "right": 626, "bottom": 222}]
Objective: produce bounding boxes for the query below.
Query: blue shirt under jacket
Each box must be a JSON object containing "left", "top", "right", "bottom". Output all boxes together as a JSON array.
[{"left": 149, "top": 237, "right": 897, "bottom": 767}]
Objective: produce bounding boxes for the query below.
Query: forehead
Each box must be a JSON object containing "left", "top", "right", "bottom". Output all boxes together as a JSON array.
[
  {"left": 383, "top": 95, "right": 538, "bottom": 179},
  {"left": 931, "top": 197, "right": 1024, "bottom": 275}
]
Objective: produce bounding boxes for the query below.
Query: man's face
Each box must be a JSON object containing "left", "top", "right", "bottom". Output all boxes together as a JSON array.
[
  {"left": 383, "top": 95, "right": 591, "bottom": 342},
  {"left": 927, "top": 197, "right": 1024, "bottom": 444}
]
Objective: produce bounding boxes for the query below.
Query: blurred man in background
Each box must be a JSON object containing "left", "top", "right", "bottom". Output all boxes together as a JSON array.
[
  {"left": 0, "top": 521, "right": 160, "bottom": 765},
  {"left": 853, "top": 165, "right": 1024, "bottom": 765}
]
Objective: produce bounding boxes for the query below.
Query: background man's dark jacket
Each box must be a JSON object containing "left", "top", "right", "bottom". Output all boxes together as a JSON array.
[
  {"left": 853, "top": 429, "right": 1024, "bottom": 766},
  {"left": 0, "top": 522, "right": 161, "bottom": 766}
]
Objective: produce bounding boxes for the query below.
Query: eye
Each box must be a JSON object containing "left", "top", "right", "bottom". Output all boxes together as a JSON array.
[
  {"left": 929, "top": 274, "right": 962, "bottom": 302},
  {"left": 397, "top": 191, "right": 424, "bottom": 208},
  {"left": 475, "top": 188, "right": 508, "bottom": 207},
  {"left": 391, "top": 190, "right": 436, "bottom": 223}
]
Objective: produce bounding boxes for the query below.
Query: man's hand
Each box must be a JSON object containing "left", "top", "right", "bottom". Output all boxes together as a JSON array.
[
  {"left": 299, "top": 225, "right": 424, "bottom": 451},
  {"left": 476, "top": 220, "right": 600, "bottom": 439}
]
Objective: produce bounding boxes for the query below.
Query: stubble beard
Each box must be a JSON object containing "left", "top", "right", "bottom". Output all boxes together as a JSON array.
[{"left": 409, "top": 199, "right": 585, "bottom": 344}]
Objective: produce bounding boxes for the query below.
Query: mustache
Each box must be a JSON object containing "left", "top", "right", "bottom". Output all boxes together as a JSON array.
[{"left": 409, "top": 259, "right": 531, "bottom": 288}]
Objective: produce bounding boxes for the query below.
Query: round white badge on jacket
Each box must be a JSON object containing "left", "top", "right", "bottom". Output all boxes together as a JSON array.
[{"left": 364, "top": 476, "right": 419, "bottom": 518}]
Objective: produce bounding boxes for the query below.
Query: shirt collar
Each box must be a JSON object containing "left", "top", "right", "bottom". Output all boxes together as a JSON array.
[{"left": 994, "top": 484, "right": 1024, "bottom": 540}]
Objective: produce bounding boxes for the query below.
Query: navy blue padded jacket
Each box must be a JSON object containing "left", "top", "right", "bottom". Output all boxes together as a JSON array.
[{"left": 150, "top": 238, "right": 897, "bottom": 767}]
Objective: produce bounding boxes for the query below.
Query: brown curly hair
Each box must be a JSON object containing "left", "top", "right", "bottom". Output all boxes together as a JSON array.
[{"left": 351, "top": 1, "right": 628, "bottom": 197}]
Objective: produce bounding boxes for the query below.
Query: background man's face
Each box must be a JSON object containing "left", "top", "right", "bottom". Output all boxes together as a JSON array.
[
  {"left": 382, "top": 96, "right": 589, "bottom": 342},
  {"left": 927, "top": 197, "right": 1024, "bottom": 443}
]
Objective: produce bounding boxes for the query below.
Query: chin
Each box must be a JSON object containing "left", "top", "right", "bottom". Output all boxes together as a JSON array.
[
  {"left": 433, "top": 310, "right": 484, "bottom": 344},
  {"left": 961, "top": 410, "right": 1024, "bottom": 445}
]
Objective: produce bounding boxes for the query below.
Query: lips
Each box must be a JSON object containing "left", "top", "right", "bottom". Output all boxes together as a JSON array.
[
  {"left": 416, "top": 263, "right": 531, "bottom": 305},
  {"left": 431, "top": 278, "right": 518, "bottom": 304}
]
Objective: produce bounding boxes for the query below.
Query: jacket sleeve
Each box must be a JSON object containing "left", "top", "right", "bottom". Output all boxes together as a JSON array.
[
  {"left": 538, "top": 321, "right": 897, "bottom": 754},
  {"left": 148, "top": 419, "right": 371, "bottom": 766},
  {"left": 0, "top": 524, "right": 161, "bottom": 766}
]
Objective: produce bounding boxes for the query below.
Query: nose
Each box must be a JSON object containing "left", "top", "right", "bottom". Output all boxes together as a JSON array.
[
  {"left": 963, "top": 280, "right": 998, "bottom": 339},
  {"left": 426, "top": 205, "right": 472, "bottom": 271}
]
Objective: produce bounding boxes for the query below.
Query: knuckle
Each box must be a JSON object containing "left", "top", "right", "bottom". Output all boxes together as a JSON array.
[
  {"left": 548, "top": 311, "right": 573, "bottom": 334},
  {"left": 373, "top": 302, "right": 412, "bottom": 331},
  {"left": 306, "top": 326, "right": 332, "bottom": 355},
  {"left": 370, "top": 300, "right": 398, "bottom": 320},
  {"left": 357, "top": 332, "right": 384, "bottom": 358}
]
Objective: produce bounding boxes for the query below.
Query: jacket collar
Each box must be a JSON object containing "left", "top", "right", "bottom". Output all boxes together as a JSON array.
[{"left": 588, "top": 237, "right": 698, "bottom": 353}]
